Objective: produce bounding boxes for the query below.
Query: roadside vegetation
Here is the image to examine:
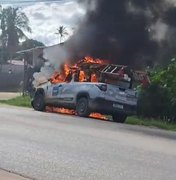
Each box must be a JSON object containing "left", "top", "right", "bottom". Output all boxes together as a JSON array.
[
  {"left": 138, "top": 58, "right": 176, "bottom": 123},
  {"left": 0, "top": 95, "right": 31, "bottom": 107},
  {"left": 126, "top": 117, "right": 176, "bottom": 131}
]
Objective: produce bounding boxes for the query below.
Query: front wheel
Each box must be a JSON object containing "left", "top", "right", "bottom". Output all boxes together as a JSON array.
[
  {"left": 32, "top": 94, "right": 46, "bottom": 111},
  {"left": 76, "top": 97, "right": 90, "bottom": 117},
  {"left": 112, "top": 114, "right": 127, "bottom": 123}
]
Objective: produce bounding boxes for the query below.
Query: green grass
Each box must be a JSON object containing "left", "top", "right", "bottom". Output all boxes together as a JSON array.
[
  {"left": 126, "top": 116, "right": 176, "bottom": 131},
  {"left": 0, "top": 95, "right": 31, "bottom": 108},
  {"left": 0, "top": 96, "right": 176, "bottom": 131}
]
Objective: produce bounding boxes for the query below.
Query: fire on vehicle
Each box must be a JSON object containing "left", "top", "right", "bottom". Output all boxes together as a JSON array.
[{"left": 31, "top": 56, "right": 149, "bottom": 123}]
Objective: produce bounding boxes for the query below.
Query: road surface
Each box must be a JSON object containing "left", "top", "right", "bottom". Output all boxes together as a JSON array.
[{"left": 0, "top": 105, "right": 176, "bottom": 180}]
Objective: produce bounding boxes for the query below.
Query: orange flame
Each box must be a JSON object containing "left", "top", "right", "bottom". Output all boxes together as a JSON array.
[
  {"left": 79, "top": 71, "right": 86, "bottom": 82},
  {"left": 89, "top": 113, "right": 107, "bottom": 120},
  {"left": 50, "top": 72, "right": 63, "bottom": 84},
  {"left": 49, "top": 56, "right": 105, "bottom": 84},
  {"left": 91, "top": 74, "right": 97, "bottom": 82},
  {"left": 46, "top": 107, "right": 107, "bottom": 120},
  {"left": 47, "top": 56, "right": 107, "bottom": 120},
  {"left": 63, "top": 64, "right": 70, "bottom": 77},
  {"left": 83, "top": 56, "right": 104, "bottom": 64},
  {"left": 46, "top": 107, "right": 75, "bottom": 115}
]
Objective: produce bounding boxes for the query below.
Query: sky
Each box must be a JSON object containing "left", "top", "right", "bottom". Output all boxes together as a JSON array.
[{"left": 0, "top": 0, "right": 85, "bottom": 46}]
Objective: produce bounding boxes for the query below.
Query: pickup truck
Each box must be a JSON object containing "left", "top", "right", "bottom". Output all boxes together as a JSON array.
[{"left": 31, "top": 70, "right": 137, "bottom": 123}]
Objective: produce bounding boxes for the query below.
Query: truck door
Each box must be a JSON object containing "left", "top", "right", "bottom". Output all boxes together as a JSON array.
[
  {"left": 59, "top": 82, "right": 75, "bottom": 105},
  {"left": 46, "top": 83, "right": 63, "bottom": 105}
]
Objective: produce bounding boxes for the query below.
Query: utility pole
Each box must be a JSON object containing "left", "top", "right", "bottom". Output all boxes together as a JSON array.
[
  {"left": 0, "top": 6, "right": 1, "bottom": 57},
  {"left": 0, "top": 46, "right": 4, "bottom": 72},
  {"left": 0, "top": 5, "right": 4, "bottom": 72},
  {"left": 22, "top": 54, "right": 28, "bottom": 96}
]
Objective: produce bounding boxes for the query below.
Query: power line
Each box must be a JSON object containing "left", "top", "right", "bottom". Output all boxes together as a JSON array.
[
  {"left": 0, "top": 0, "right": 72, "bottom": 7},
  {"left": 0, "top": 0, "right": 54, "bottom": 1},
  {"left": 0, "top": 0, "right": 63, "bottom": 3},
  {"left": 0, "top": 0, "right": 69, "bottom": 4}
]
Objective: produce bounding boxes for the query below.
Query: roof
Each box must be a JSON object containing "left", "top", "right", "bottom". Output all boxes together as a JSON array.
[
  {"left": 16, "top": 46, "right": 45, "bottom": 54},
  {"left": 45, "top": 43, "right": 64, "bottom": 49},
  {"left": 16, "top": 43, "right": 64, "bottom": 54}
]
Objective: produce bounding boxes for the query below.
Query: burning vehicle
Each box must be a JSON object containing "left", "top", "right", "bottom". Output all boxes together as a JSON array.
[
  {"left": 31, "top": 56, "right": 148, "bottom": 123},
  {"left": 28, "top": 0, "right": 176, "bottom": 123}
]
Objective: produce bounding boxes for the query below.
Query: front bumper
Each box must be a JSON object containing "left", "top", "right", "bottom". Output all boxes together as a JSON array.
[{"left": 89, "top": 98, "right": 137, "bottom": 115}]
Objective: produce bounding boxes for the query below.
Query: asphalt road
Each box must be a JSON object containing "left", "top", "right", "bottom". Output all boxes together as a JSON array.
[{"left": 0, "top": 105, "right": 176, "bottom": 180}]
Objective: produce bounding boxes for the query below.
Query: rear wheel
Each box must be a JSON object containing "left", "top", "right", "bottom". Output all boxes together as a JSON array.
[
  {"left": 76, "top": 97, "right": 90, "bottom": 117},
  {"left": 112, "top": 114, "right": 127, "bottom": 123},
  {"left": 32, "top": 93, "right": 45, "bottom": 111}
]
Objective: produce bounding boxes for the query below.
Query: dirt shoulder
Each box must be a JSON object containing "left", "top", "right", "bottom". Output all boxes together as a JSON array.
[
  {"left": 0, "top": 92, "right": 20, "bottom": 100},
  {"left": 0, "top": 169, "right": 31, "bottom": 180}
]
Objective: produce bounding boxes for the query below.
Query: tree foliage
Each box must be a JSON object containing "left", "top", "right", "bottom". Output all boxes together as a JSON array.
[
  {"left": 138, "top": 59, "right": 176, "bottom": 122},
  {"left": 20, "top": 39, "right": 45, "bottom": 50},
  {"left": 0, "top": 6, "right": 31, "bottom": 60},
  {"left": 55, "top": 26, "right": 68, "bottom": 43}
]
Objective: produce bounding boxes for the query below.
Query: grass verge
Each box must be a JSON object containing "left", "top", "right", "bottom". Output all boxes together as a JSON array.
[
  {"left": 0, "top": 96, "right": 176, "bottom": 131},
  {"left": 126, "top": 116, "right": 176, "bottom": 131},
  {"left": 0, "top": 95, "right": 31, "bottom": 108}
]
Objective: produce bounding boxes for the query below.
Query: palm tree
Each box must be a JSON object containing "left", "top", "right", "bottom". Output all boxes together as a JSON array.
[
  {"left": 1, "top": 7, "right": 31, "bottom": 58},
  {"left": 56, "top": 26, "right": 68, "bottom": 43}
]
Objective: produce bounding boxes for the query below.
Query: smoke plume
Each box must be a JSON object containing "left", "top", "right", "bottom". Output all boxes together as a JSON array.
[
  {"left": 64, "top": 0, "right": 176, "bottom": 68},
  {"left": 33, "top": 44, "right": 68, "bottom": 87},
  {"left": 33, "top": 0, "right": 176, "bottom": 86}
]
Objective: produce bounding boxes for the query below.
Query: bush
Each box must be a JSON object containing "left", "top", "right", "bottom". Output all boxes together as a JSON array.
[
  {"left": 138, "top": 59, "right": 176, "bottom": 122},
  {"left": 138, "top": 83, "right": 169, "bottom": 119}
]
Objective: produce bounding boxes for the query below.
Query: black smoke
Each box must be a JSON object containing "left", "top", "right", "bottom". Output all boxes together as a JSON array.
[{"left": 66, "top": 0, "right": 176, "bottom": 68}]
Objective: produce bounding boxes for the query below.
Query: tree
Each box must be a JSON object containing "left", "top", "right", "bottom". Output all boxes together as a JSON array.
[
  {"left": 55, "top": 26, "right": 68, "bottom": 43},
  {"left": 1, "top": 7, "right": 31, "bottom": 59},
  {"left": 138, "top": 58, "right": 176, "bottom": 122},
  {"left": 20, "top": 39, "right": 45, "bottom": 50}
]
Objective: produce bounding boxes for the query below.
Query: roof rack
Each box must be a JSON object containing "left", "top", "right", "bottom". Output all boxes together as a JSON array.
[
  {"left": 76, "top": 62, "right": 149, "bottom": 83},
  {"left": 100, "top": 64, "right": 127, "bottom": 74}
]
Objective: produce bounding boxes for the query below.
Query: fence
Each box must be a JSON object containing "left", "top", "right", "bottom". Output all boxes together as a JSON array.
[{"left": 0, "top": 63, "right": 24, "bottom": 92}]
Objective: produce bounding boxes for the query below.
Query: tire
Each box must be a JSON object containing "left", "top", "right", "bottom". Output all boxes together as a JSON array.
[
  {"left": 112, "top": 114, "right": 127, "bottom": 123},
  {"left": 32, "top": 93, "right": 45, "bottom": 111},
  {"left": 76, "top": 97, "right": 90, "bottom": 117}
]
